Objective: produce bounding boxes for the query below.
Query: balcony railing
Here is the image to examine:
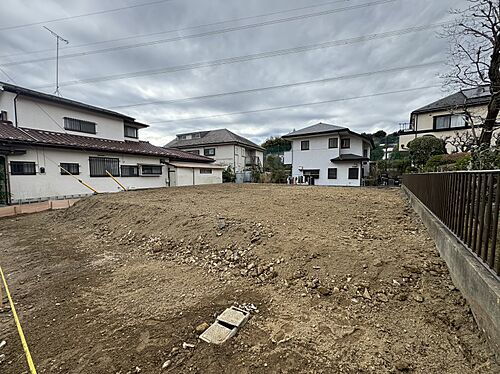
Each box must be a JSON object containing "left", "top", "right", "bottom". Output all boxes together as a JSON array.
[
  {"left": 245, "top": 156, "right": 261, "bottom": 167},
  {"left": 399, "top": 122, "right": 414, "bottom": 133}
]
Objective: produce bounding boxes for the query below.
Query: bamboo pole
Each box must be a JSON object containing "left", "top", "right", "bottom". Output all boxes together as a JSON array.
[
  {"left": 59, "top": 165, "right": 99, "bottom": 194},
  {"left": 105, "top": 170, "right": 127, "bottom": 191}
]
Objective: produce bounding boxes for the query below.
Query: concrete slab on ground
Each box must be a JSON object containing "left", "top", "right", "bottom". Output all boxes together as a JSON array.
[
  {"left": 199, "top": 322, "right": 237, "bottom": 345},
  {"left": 217, "top": 306, "right": 250, "bottom": 328}
]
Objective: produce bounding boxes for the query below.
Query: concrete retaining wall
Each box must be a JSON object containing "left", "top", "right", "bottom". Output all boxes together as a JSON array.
[
  {"left": 0, "top": 199, "right": 79, "bottom": 218},
  {"left": 403, "top": 186, "right": 500, "bottom": 357}
]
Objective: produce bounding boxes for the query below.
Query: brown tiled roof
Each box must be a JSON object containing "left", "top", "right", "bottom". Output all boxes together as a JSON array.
[{"left": 0, "top": 122, "right": 213, "bottom": 163}]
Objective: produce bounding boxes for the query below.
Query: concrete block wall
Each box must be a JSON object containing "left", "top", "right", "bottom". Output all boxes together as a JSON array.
[{"left": 403, "top": 186, "right": 500, "bottom": 358}]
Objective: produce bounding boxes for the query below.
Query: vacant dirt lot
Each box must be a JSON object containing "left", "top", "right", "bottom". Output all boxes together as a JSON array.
[{"left": 0, "top": 184, "right": 497, "bottom": 373}]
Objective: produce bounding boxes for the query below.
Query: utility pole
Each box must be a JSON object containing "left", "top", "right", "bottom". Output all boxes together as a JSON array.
[{"left": 43, "top": 26, "right": 69, "bottom": 96}]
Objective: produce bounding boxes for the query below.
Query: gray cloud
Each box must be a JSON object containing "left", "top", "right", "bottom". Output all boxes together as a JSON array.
[{"left": 1, "top": 0, "right": 468, "bottom": 145}]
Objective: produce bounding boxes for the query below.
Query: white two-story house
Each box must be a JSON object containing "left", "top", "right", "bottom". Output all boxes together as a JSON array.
[
  {"left": 165, "top": 129, "right": 264, "bottom": 173},
  {"left": 0, "top": 81, "right": 222, "bottom": 205},
  {"left": 282, "top": 123, "right": 373, "bottom": 186}
]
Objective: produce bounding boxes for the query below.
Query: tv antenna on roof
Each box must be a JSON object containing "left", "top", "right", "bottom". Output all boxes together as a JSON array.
[{"left": 43, "top": 26, "right": 69, "bottom": 96}]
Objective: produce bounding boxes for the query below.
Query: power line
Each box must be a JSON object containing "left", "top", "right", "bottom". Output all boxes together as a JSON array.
[
  {"left": 0, "top": 0, "right": 178, "bottom": 32},
  {"left": 0, "top": 67, "right": 15, "bottom": 82},
  {"left": 34, "top": 22, "right": 447, "bottom": 89},
  {"left": 2, "top": 0, "right": 397, "bottom": 67},
  {"left": 0, "top": 0, "right": 353, "bottom": 60},
  {"left": 110, "top": 61, "right": 444, "bottom": 109},
  {"left": 0, "top": 72, "right": 69, "bottom": 134},
  {"left": 147, "top": 85, "right": 442, "bottom": 124}
]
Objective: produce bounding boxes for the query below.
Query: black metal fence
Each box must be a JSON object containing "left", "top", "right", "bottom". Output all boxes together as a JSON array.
[{"left": 403, "top": 171, "right": 500, "bottom": 276}]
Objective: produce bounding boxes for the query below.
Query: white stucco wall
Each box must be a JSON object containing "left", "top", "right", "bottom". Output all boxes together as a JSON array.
[
  {"left": 15, "top": 97, "right": 129, "bottom": 141},
  {"left": 7, "top": 147, "right": 168, "bottom": 203},
  {"left": 0, "top": 91, "right": 16, "bottom": 122},
  {"left": 183, "top": 145, "right": 235, "bottom": 168},
  {"left": 0, "top": 91, "right": 138, "bottom": 142},
  {"left": 170, "top": 166, "right": 222, "bottom": 186},
  {"left": 285, "top": 133, "right": 370, "bottom": 187},
  {"left": 194, "top": 168, "right": 223, "bottom": 185},
  {"left": 182, "top": 144, "right": 263, "bottom": 172}
]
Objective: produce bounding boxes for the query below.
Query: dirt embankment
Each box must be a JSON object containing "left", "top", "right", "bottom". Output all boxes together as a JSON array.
[{"left": 0, "top": 184, "right": 498, "bottom": 373}]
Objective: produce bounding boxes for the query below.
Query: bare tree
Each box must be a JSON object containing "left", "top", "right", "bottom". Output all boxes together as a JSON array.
[
  {"left": 444, "top": 130, "right": 477, "bottom": 152},
  {"left": 443, "top": 0, "right": 500, "bottom": 146}
]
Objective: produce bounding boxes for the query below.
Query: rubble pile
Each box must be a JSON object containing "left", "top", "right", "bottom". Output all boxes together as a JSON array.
[{"left": 96, "top": 218, "right": 282, "bottom": 284}]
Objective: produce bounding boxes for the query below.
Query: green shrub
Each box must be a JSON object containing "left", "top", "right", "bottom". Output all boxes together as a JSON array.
[
  {"left": 424, "top": 152, "right": 471, "bottom": 172},
  {"left": 222, "top": 166, "right": 236, "bottom": 183},
  {"left": 264, "top": 155, "right": 289, "bottom": 183},
  {"left": 471, "top": 146, "right": 500, "bottom": 170},
  {"left": 407, "top": 136, "right": 446, "bottom": 168}
]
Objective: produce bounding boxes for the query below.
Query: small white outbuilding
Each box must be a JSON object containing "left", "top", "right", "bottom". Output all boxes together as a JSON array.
[{"left": 167, "top": 162, "right": 225, "bottom": 187}]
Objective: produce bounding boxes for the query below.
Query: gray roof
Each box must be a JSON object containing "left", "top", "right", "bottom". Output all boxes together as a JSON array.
[
  {"left": 331, "top": 154, "right": 369, "bottom": 162},
  {"left": 413, "top": 86, "right": 491, "bottom": 114},
  {"left": 282, "top": 122, "right": 374, "bottom": 148},
  {"left": 282, "top": 122, "right": 346, "bottom": 138},
  {"left": 0, "top": 81, "right": 147, "bottom": 127},
  {"left": 165, "top": 128, "right": 264, "bottom": 150}
]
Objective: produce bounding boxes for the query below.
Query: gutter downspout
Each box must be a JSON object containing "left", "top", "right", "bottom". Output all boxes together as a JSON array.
[{"left": 13, "top": 93, "right": 19, "bottom": 128}]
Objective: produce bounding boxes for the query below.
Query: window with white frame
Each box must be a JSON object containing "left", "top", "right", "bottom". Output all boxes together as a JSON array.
[
  {"left": 433, "top": 114, "right": 467, "bottom": 130},
  {"left": 121, "top": 165, "right": 139, "bottom": 177},
  {"left": 341, "top": 138, "right": 351, "bottom": 149},
  {"left": 204, "top": 148, "right": 216, "bottom": 156},
  {"left": 64, "top": 117, "right": 96, "bottom": 134},
  {"left": 141, "top": 165, "right": 162, "bottom": 175},
  {"left": 348, "top": 167, "right": 359, "bottom": 179},
  {"left": 60, "top": 162, "right": 80, "bottom": 175},
  {"left": 328, "top": 168, "right": 337, "bottom": 179},
  {"left": 89, "top": 157, "right": 119, "bottom": 177},
  {"left": 124, "top": 125, "right": 138, "bottom": 138},
  {"left": 10, "top": 161, "right": 36, "bottom": 175}
]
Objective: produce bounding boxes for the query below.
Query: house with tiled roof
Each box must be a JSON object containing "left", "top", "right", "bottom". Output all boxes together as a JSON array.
[
  {"left": 282, "top": 123, "right": 373, "bottom": 186},
  {"left": 165, "top": 128, "right": 264, "bottom": 173},
  {"left": 0, "top": 82, "right": 223, "bottom": 204},
  {"left": 399, "top": 86, "right": 500, "bottom": 152}
]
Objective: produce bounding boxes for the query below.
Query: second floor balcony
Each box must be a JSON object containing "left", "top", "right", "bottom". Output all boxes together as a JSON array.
[
  {"left": 399, "top": 122, "right": 414, "bottom": 133},
  {"left": 245, "top": 155, "right": 261, "bottom": 167}
]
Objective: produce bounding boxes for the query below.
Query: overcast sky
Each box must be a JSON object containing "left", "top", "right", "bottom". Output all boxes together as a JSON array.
[{"left": 0, "top": 0, "right": 468, "bottom": 146}]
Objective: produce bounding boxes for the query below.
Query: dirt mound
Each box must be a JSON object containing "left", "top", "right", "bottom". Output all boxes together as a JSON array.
[{"left": 0, "top": 185, "right": 497, "bottom": 373}]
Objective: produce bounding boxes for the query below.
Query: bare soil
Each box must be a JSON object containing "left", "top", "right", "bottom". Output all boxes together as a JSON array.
[{"left": 0, "top": 184, "right": 498, "bottom": 374}]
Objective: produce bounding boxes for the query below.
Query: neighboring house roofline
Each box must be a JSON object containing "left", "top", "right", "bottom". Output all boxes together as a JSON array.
[
  {"left": 165, "top": 128, "right": 265, "bottom": 151},
  {"left": 0, "top": 122, "right": 213, "bottom": 162},
  {"left": 330, "top": 154, "right": 370, "bottom": 162},
  {"left": 411, "top": 101, "right": 488, "bottom": 116},
  {"left": 0, "top": 81, "right": 148, "bottom": 127},
  {"left": 168, "top": 140, "right": 264, "bottom": 151},
  {"left": 411, "top": 86, "right": 491, "bottom": 117},
  {"left": 283, "top": 127, "right": 374, "bottom": 148}
]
